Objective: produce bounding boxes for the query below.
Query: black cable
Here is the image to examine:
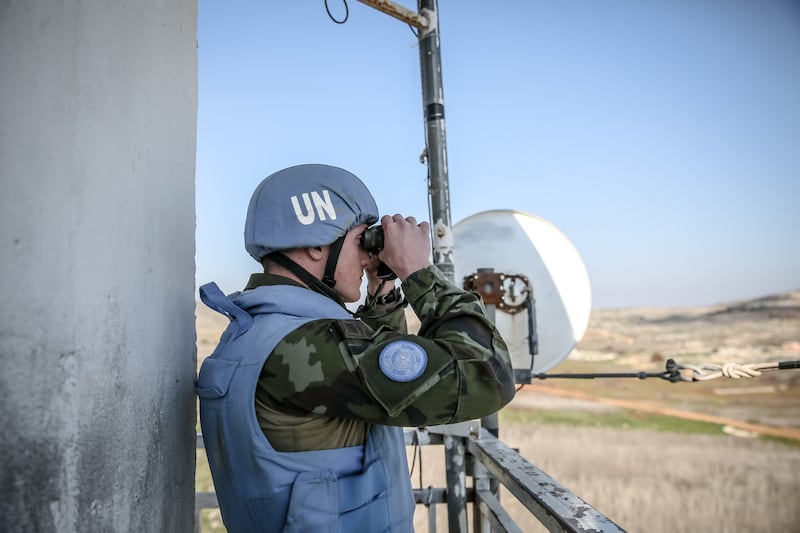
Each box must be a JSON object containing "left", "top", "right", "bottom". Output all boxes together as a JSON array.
[
  {"left": 409, "top": 438, "right": 418, "bottom": 478},
  {"left": 534, "top": 371, "right": 671, "bottom": 380},
  {"left": 407, "top": 432, "right": 424, "bottom": 489},
  {"left": 531, "top": 358, "right": 800, "bottom": 383},
  {"left": 324, "top": 0, "right": 349, "bottom": 24},
  {"left": 418, "top": 442, "right": 423, "bottom": 489},
  {"left": 532, "top": 358, "right": 684, "bottom": 383}
]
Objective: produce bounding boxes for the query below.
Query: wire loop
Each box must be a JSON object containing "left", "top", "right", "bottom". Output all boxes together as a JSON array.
[{"left": 324, "top": 0, "right": 349, "bottom": 24}]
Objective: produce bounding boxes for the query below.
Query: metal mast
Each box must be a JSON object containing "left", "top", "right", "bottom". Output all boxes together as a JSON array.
[
  {"left": 353, "top": 0, "right": 454, "bottom": 282},
  {"left": 417, "top": 0, "right": 454, "bottom": 283},
  {"left": 355, "top": 2, "right": 464, "bottom": 530}
]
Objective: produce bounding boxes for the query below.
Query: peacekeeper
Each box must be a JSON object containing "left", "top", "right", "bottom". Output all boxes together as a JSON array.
[{"left": 196, "top": 164, "right": 516, "bottom": 533}]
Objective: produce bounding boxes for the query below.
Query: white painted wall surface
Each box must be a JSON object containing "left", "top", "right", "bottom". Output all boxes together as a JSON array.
[{"left": 0, "top": 2, "right": 198, "bottom": 531}]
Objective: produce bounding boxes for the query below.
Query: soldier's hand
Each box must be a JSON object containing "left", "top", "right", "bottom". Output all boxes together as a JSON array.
[{"left": 378, "top": 214, "right": 432, "bottom": 281}]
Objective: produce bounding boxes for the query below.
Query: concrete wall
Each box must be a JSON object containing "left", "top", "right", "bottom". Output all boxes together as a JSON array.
[{"left": 0, "top": 2, "right": 197, "bottom": 532}]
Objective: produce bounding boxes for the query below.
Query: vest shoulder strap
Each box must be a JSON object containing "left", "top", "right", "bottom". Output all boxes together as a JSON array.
[{"left": 199, "top": 282, "right": 253, "bottom": 338}]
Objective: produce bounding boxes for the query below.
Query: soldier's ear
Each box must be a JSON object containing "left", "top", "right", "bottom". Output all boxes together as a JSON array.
[{"left": 306, "top": 246, "right": 326, "bottom": 262}]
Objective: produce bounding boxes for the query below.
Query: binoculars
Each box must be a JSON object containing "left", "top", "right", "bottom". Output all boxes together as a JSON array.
[
  {"left": 360, "top": 225, "right": 385, "bottom": 254},
  {"left": 359, "top": 226, "right": 396, "bottom": 280}
]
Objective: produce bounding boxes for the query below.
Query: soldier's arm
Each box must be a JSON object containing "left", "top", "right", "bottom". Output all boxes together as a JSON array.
[{"left": 259, "top": 266, "right": 515, "bottom": 427}]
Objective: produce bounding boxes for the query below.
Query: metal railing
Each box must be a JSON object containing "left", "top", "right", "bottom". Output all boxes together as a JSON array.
[{"left": 195, "top": 427, "right": 626, "bottom": 533}]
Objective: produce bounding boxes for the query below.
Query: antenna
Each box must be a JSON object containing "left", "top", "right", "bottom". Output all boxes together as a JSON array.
[{"left": 453, "top": 209, "right": 592, "bottom": 379}]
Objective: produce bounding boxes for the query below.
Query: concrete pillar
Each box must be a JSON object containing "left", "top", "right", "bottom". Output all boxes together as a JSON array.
[{"left": 0, "top": 1, "right": 198, "bottom": 531}]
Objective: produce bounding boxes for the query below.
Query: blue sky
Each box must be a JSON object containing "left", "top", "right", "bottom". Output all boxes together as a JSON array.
[{"left": 196, "top": 1, "right": 800, "bottom": 309}]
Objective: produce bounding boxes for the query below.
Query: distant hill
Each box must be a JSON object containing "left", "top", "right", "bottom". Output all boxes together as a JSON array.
[
  {"left": 196, "top": 289, "right": 800, "bottom": 366},
  {"left": 577, "top": 289, "right": 800, "bottom": 366}
]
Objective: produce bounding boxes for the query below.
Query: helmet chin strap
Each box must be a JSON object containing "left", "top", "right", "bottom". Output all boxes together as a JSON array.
[
  {"left": 322, "top": 235, "right": 346, "bottom": 289},
  {"left": 267, "top": 246, "right": 350, "bottom": 312}
]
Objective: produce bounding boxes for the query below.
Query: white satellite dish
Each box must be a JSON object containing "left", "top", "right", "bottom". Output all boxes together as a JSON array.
[{"left": 453, "top": 209, "right": 592, "bottom": 377}]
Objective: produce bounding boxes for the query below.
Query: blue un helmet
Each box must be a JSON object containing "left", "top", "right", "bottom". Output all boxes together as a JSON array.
[{"left": 244, "top": 164, "right": 379, "bottom": 262}]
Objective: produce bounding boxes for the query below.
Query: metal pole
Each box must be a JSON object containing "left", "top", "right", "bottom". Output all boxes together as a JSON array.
[
  {"left": 354, "top": 1, "right": 463, "bottom": 528},
  {"left": 478, "top": 270, "right": 499, "bottom": 440},
  {"left": 477, "top": 269, "right": 500, "bottom": 533},
  {"left": 477, "top": 285, "right": 497, "bottom": 533},
  {"left": 417, "top": 2, "right": 464, "bottom": 531},
  {"left": 418, "top": 0, "right": 454, "bottom": 283}
]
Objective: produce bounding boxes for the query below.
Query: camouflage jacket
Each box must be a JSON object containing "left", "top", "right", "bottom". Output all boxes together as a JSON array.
[{"left": 251, "top": 265, "right": 515, "bottom": 451}]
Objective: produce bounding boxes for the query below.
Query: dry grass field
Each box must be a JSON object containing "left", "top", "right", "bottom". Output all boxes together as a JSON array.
[
  {"left": 195, "top": 289, "right": 800, "bottom": 532},
  {"left": 404, "top": 399, "right": 800, "bottom": 533}
]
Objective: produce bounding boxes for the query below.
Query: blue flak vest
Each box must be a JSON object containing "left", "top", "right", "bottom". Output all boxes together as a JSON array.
[{"left": 196, "top": 282, "right": 415, "bottom": 533}]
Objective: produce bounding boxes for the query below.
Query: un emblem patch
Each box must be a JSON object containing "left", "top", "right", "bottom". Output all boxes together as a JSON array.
[{"left": 379, "top": 341, "right": 428, "bottom": 382}]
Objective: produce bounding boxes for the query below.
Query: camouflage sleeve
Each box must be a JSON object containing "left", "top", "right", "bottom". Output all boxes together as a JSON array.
[{"left": 258, "top": 266, "right": 515, "bottom": 427}]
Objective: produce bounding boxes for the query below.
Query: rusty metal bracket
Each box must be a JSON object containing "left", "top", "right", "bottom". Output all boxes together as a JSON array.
[
  {"left": 355, "top": 0, "right": 431, "bottom": 31},
  {"left": 463, "top": 270, "right": 531, "bottom": 314}
]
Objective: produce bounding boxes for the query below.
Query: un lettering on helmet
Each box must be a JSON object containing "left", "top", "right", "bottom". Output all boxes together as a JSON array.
[
  {"left": 244, "top": 164, "right": 379, "bottom": 261},
  {"left": 291, "top": 190, "right": 338, "bottom": 225}
]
